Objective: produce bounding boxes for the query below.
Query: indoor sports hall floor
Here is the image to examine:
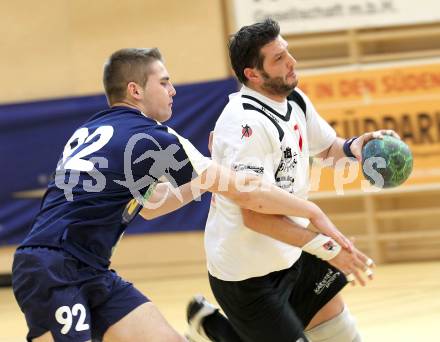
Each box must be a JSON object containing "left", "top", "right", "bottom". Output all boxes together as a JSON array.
[{"left": 1, "top": 233, "right": 439, "bottom": 342}]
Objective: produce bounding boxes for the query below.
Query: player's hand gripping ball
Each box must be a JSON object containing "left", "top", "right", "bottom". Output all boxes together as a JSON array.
[{"left": 361, "top": 135, "right": 413, "bottom": 188}]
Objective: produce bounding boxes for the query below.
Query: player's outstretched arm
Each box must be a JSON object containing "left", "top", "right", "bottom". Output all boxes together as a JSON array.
[
  {"left": 139, "top": 182, "right": 207, "bottom": 220},
  {"left": 141, "top": 161, "right": 351, "bottom": 252},
  {"left": 317, "top": 130, "right": 400, "bottom": 165},
  {"left": 241, "top": 209, "right": 374, "bottom": 286},
  {"left": 141, "top": 162, "right": 321, "bottom": 222},
  {"left": 195, "top": 162, "right": 318, "bottom": 215},
  {"left": 194, "top": 162, "right": 353, "bottom": 249},
  {"left": 241, "top": 209, "right": 317, "bottom": 247}
]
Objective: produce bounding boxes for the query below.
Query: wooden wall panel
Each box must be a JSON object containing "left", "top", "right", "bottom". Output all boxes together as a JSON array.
[{"left": 0, "top": 0, "right": 229, "bottom": 103}]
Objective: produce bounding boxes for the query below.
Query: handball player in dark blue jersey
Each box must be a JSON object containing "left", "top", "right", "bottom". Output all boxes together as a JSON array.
[{"left": 12, "top": 48, "right": 354, "bottom": 342}]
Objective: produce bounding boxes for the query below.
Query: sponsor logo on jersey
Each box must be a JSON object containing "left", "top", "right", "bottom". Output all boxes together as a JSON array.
[
  {"left": 277, "top": 147, "right": 298, "bottom": 173},
  {"left": 284, "top": 147, "right": 293, "bottom": 160},
  {"left": 232, "top": 163, "right": 264, "bottom": 174},
  {"left": 241, "top": 124, "right": 253, "bottom": 138},
  {"left": 260, "top": 106, "right": 280, "bottom": 123},
  {"left": 275, "top": 146, "right": 299, "bottom": 193},
  {"left": 121, "top": 198, "right": 141, "bottom": 225}
]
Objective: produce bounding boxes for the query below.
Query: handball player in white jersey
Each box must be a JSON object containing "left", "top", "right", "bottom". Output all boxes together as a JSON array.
[{"left": 186, "top": 19, "right": 399, "bottom": 342}]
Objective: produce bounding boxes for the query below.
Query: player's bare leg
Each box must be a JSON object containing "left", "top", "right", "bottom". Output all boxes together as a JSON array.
[
  {"left": 305, "top": 294, "right": 361, "bottom": 341},
  {"left": 103, "top": 302, "right": 186, "bottom": 342},
  {"left": 306, "top": 293, "right": 344, "bottom": 329},
  {"left": 33, "top": 331, "right": 92, "bottom": 342},
  {"left": 32, "top": 331, "right": 54, "bottom": 342}
]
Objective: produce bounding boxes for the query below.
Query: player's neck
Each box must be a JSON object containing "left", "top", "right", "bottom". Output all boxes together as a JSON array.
[
  {"left": 245, "top": 84, "right": 286, "bottom": 103},
  {"left": 111, "top": 100, "right": 143, "bottom": 112},
  {"left": 111, "top": 100, "right": 154, "bottom": 119},
  {"left": 111, "top": 101, "right": 160, "bottom": 122}
]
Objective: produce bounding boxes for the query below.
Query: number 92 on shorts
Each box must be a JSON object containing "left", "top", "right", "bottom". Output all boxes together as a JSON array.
[{"left": 12, "top": 246, "right": 148, "bottom": 341}]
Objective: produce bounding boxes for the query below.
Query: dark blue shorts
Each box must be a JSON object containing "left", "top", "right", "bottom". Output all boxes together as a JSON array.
[{"left": 12, "top": 247, "right": 149, "bottom": 342}]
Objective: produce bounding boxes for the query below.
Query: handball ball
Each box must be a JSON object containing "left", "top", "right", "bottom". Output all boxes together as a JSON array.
[{"left": 361, "top": 135, "right": 413, "bottom": 188}]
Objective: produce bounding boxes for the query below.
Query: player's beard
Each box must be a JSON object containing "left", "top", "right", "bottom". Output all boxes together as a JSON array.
[{"left": 260, "top": 69, "right": 298, "bottom": 97}]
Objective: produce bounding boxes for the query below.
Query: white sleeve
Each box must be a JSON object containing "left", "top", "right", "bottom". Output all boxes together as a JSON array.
[
  {"left": 166, "top": 126, "right": 213, "bottom": 176},
  {"left": 214, "top": 113, "right": 279, "bottom": 184},
  {"left": 297, "top": 89, "right": 337, "bottom": 156}
]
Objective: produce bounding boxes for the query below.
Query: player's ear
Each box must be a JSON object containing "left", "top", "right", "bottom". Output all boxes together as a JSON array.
[
  {"left": 243, "top": 67, "right": 261, "bottom": 85},
  {"left": 127, "top": 82, "right": 142, "bottom": 99}
]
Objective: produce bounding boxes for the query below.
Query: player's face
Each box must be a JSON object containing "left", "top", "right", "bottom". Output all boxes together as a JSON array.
[
  {"left": 258, "top": 36, "right": 298, "bottom": 97},
  {"left": 141, "top": 60, "right": 176, "bottom": 122}
]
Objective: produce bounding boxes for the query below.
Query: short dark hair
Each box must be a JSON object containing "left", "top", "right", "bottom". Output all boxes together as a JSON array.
[
  {"left": 103, "top": 48, "right": 163, "bottom": 104},
  {"left": 228, "top": 18, "right": 280, "bottom": 84}
]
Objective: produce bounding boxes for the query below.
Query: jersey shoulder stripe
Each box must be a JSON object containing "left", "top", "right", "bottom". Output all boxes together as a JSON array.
[
  {"left": 242, "top": 94, "right": 292, "bottom": 122},
  {"left": 242, "top": 102, "right": 284, "bottom": 142},
  {"left": 287, "top": 89, "right": 307, "bottom": 117}
]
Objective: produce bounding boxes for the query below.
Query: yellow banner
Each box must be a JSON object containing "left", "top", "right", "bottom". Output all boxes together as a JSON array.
[{"left": 300, "top": 62, "right": 440, "bottom": 191}]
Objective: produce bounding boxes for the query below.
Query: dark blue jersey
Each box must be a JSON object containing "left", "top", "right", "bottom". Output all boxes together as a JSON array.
[{"left": 19, "top": 106, "right": 211, "bottom": 269}]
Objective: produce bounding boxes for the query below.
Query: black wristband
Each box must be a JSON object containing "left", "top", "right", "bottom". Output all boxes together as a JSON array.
[{"left": 343, "top": 137, "right": 358, "bottom": 159}]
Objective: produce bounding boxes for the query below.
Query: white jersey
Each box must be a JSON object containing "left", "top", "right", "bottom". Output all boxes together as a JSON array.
[{"left": 205, "top": 86, "right": 336, "bottom": 281}]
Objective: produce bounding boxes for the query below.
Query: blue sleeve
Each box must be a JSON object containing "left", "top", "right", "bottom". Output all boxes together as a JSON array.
[{"left": 131, "top": 126, "right": 200, "bottom": 188}]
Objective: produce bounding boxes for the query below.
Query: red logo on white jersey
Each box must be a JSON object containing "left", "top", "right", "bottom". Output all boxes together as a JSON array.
[
  {"left": 241, "top": 125, "right": 252, "bottom": 139},
  {"left": 293, "top": 124, "right": 303, "bottom": 151}
]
